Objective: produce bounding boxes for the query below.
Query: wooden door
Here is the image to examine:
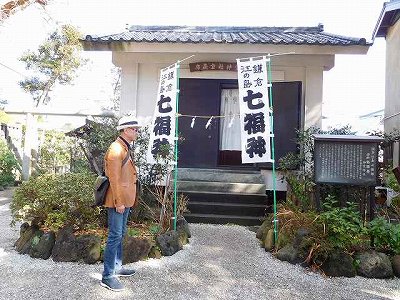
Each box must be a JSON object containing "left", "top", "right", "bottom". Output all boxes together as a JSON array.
[{"left": 178, "top": 79, "right": 220, "bottom": 168}]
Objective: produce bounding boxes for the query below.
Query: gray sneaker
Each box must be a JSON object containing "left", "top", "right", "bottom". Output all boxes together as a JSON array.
[
  {"left": 116, "top": 268, "right": 136, "bottom": 277},
  {"left": 100, "top": 277, "right": 124, "bottom": 292}
]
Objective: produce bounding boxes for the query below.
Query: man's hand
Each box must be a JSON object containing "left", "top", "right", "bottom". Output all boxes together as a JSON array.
[{"left": 116, "top": 205, "right": 125, "bottom": 214}]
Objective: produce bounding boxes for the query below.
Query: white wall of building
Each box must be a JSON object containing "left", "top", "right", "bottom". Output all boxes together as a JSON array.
[
  {"left": 113, "top": 52, "right": 332, "bottom": 130},
  {"left": 385, "top": 20, "right": 400, "bottom": 134},
  {"left": 379, "top": 17, "right": 400, "bottom": 167}
]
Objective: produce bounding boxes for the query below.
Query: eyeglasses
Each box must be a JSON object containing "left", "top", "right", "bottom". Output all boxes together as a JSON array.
[{"left": 127, "top": 127, "right": 138, "bottom": 132}]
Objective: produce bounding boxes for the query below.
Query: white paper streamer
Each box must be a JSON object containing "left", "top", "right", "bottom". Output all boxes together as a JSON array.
[{"left": 205, "top": 116, "right": 213, "bottom": 129}]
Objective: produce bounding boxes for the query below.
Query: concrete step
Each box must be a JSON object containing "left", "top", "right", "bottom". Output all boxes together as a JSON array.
[
  {"left": 181, "top": 191, "right": 268, "bottom": 205},
  {"left": 175, "top": 180, "right": 266, "bottom": 194},
  {"left": 184, "top": 213, "right": 264, "bottom": 226},
  {"left": 187, "top": 201, "right": 270, "bottom": 216},
  {"left": 177, "top": 168, "right": 264, "bottom": 184}
]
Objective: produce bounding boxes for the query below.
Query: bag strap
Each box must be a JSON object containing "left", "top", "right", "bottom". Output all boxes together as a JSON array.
[
  {"left": 122, "top": 150, "right": 130, "bottom": 167},
  {"left": 101, "top": 149, "right": 131, "bottom": 176}
]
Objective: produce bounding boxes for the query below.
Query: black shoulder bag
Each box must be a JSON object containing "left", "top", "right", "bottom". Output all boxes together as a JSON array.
[{"left": 92, "top": 152, "right": 130, "bottom": 207}]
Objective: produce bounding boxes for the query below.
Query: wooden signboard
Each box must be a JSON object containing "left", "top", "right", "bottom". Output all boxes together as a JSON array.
[{"left": 189, "top": 62, "right": 237, "bottom": 72}]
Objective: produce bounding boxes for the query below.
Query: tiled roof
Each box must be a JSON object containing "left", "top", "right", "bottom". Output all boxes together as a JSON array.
[{"left": 83, "top": 25, "right": 369, "bottom": 46}]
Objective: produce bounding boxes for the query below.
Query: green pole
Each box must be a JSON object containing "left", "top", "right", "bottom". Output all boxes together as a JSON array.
[
  {"left": 173, "top": 63, "right": 180, "bottom": 231},
  {"left": 267, "top": 56, "right": 278, "bottom": 243}
]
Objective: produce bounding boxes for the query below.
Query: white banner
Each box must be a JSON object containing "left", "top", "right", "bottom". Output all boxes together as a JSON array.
[
  {"left": 147, "top": 64, "right": 179, "bottom": 164},
  {"left": 236, "top": 57, "right": 273, "bottom": 163}
]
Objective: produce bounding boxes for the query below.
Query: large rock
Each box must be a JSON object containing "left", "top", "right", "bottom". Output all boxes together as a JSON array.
[
  {"left": 256, "top": 219, "right": 271, "bottom": 241},
  {"left": 148, "top": 245, "right": 162, "bottom": 259},
  {"left": 19, "top": 222, "right": 29, "bottom": 235},
  {"left": 276, "top": 231, "right": 291, "bottom": 250},
  {"left": 293, "top": 227, "right": 311, "bottom": 248},
  {"left": 294, "top": 228, "right": 313, "bottom": 266},
  {"left": 356, "top": 251, "right": 393, "bottom": 278},
  {"left": 178, "top": 230, "right": 189, "bottom": 246},
  {"left": 14, "top": 224, "right": 41, "bottom": 254},
  {"left": 276, "top": 243, "right": 299, "bottom": 264},
  {"left": 392, "top": 255, "right": 400, "bottom": 277},
  {"left": 30, "top": 232, "right": 56, "bottom": 260},
  {"left": 52, "top": 227, "right": 102, "bottom": 263},
  {"left": 176, "top": 217, "right": 191, "bottom": 238},
  {"left": 75, "top": 235, "right": 101, "bottom": 264},
  {"left": 321, "top": 250, "right": 356, "bottom": 277},
  {"left": 156, "top": 230, "right": 182, "bottom": 256},
  {"left": 264, "top": 229, "right": 275, "bottom": 251},
  {"left": 51, "top": 226, "right": 79, "bottom": 262},
  {"left": 122, "top": 236, "right": 152, "bottom": 264}
]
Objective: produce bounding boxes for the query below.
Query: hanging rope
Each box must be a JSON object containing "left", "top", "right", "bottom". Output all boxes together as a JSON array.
[{"left": 176, "top": 108, "right": 272, "bottom": 119}]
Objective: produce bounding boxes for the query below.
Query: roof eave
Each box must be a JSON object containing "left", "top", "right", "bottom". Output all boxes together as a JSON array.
[
  {"left": 373, "top": 0, "right": 400, "bottom": 39},
  {"left": 81, "top": 40, "right": 370, "bottom": 55}
]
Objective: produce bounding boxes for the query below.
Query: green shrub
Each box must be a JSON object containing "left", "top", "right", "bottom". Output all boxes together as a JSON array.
[
  {"left": 0, "top": 139, "right": 19, "bottom": 187},
  {"left": 368, "top": 217, "right": 400, "bottom": 255},
  {"left": 318, "top": 195, "right": 365, "bottom": 250},
  {"left": 10, "top": 172, "right": 99, "bottom": 231}
]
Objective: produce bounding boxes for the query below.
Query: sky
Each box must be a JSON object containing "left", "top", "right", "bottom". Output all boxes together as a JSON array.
[{"left": 0, "top": 0, "right": 387, "bottom": 132}]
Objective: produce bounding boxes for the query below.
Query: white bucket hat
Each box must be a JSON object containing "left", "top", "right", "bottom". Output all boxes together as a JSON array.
[{"left": 117, "top": 115, "right": 142, "bottom": 131}]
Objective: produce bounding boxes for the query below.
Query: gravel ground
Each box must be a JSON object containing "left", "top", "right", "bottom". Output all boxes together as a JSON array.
[{"left": 0, "top": 190, "right": 399, "bottom": 300}]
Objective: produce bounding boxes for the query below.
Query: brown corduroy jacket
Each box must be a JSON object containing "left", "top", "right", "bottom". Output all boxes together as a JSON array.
[{"left": 104, "top": 137, "right": 137, "bottom": 208}]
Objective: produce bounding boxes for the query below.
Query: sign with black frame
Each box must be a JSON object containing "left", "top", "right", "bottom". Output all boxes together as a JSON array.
[{"left": 314, "top": 135, "right": 382, "bottom": 186}]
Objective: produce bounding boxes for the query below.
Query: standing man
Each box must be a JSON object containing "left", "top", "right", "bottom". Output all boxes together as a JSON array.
[{"left": 101, "top": 115, "right": 141, "bottom": 292}]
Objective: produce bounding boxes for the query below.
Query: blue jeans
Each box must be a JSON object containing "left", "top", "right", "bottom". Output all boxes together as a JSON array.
[{"left": 102, "top": 207, "right": 130, "bottom": 279}]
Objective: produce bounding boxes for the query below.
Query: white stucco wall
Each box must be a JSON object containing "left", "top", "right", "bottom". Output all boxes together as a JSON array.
[
  {"left": 113, "top": 52, "right": 330, "bottom": 129},
  {"left": 385, "top": 20, "right": 400, "bottom": 134},
  {"left": 304, "top": 67, "right": 323, "bottom": 128},
  {"left": 382, "top": 19, "right": 400, "bottom": 167}
]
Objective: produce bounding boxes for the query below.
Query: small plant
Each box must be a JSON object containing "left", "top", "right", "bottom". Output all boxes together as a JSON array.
[
  {"left": 149, "top": 224, "right": 160, "bottom": 235},
  {"left": 319, "top": 195, "right": 365, "bottom": 250},
  {"left": 368, "top": 217, "right": 400, "bottom": 255},
  {"left": 127, "top": 228, "right": 140, "bottom": 237}
]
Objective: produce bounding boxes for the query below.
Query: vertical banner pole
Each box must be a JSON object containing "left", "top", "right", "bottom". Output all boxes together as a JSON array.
[
  {"left": 267, "top": 56, "right": 278, "bottom": 242},
  {"left": 173, "top": 63, "right": 180, "bottom": 230}
]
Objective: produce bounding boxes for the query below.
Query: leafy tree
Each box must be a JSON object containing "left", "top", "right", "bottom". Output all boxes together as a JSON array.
[
  {"left": 19, "top": 24, "right": 86, "bottom": 107},
  {"left": 0, "top": 139, "right": 19, "bottom": 187},
  {"left": 36, "top": 130, "right": 73, "bottom": 174}
]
